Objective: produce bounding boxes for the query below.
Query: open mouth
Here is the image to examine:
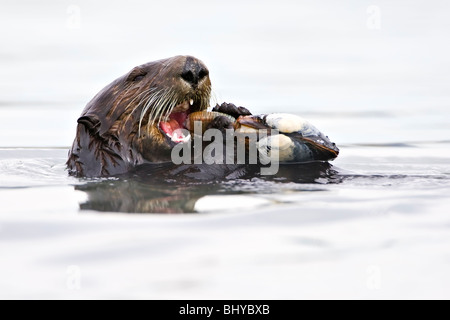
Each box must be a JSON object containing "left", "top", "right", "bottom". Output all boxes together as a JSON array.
[{"left": 159, "top": 99, "right": 197, "bottom": 143}]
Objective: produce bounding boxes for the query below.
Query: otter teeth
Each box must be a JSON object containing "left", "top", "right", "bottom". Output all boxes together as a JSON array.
[
  {"left": 170, "top": 129, "right": 191, "bottom": 144},
  {"left": 190, "top": 99, "right": 194, "bottom": 106}
]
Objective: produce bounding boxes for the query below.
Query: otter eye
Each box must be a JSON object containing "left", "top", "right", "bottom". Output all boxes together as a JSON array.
[
  {"left": 133, "top": 74, "right": 146, "bottom": 81},
  {"left": 127, "top": 67, "right": 147, "bottom": 82}
]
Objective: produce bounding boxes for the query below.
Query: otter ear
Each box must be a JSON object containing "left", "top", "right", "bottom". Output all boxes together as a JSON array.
[
  {"left": 77, "top": 115, "right": 101, "bottom": 135},
  {"left": 126, "top": 67, "right": 147, "bottom": 82}
]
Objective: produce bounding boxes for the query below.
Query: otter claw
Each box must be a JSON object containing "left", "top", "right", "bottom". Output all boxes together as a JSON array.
[
  {"left": 206, "top": 116, "right": 234, "bottom": 132},
  {"left": 212, "top": 102, "right": 252, "bottom": 119}
]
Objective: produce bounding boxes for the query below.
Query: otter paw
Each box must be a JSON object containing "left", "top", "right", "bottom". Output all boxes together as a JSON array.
[
  {"left": 212, "top": 102, "right": 252, "bottom": 119},
  {"left": 206, "top": 115, "right": 234, "bottom": 133}
]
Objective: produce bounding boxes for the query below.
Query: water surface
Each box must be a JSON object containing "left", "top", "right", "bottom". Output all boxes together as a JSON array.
[{"left": 1, "top": 0, "right": 450, "bottom": 299}]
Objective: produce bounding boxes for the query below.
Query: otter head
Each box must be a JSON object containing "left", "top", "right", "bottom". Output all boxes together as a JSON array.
[
  {"left": 125, "top": 55, "right": 211, "bottom": 160},
  {"left": 68, "top": 56, "right": 211, "bottom": 176},
  {"left": 131, "top": 56, "right": 210, "bottom": 141}
]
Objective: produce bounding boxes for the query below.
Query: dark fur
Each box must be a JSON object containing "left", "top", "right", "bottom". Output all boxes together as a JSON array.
[{"left": 67, "top": 56, "right": 211, "bottom": 177}]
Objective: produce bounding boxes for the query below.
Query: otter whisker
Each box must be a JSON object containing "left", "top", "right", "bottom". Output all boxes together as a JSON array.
[
  {"left": 140, "top": 87, "right": 175, "bottom": 134},
  {"left": 123, "top": 87, "right": 156, "bottom": 124},
  {"left": 147, "top": 89, "right": 170, "bottom": 126},
  {"left": 209, "top": 90, "right": 218, "bottom": 111},
  {"left": 150, "top": 89, "right": 175, "bottom": 129},
  {"left": 158, "top": 90, "right": 177, "bottom": 123},
  {"left": 139, "top": 88, "right": 165, "bottom": 135},
  {"left": 161, "top": 90, "right": 176, "bottom": 119},
  {"left": 142, "top": 88, "right": 161, "bottom": 112},
  {"left": 160, "top": 97, "right": 178, "bottom": 124},
  {"left": 126, "top": 87, "right": 156, "bottom": 112},
  {"left": 138, "top": 79, "right": 212, "bottom": 135},
  {"left": 143, "top": 92, "right": 159, "bottom": 124},
  {"left": 139, "top": 94, "right": 156, "bottom": 127}
]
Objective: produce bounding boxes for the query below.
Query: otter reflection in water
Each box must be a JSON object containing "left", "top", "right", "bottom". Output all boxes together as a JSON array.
[
  {"left": 76, "top": 162, "right": 341, "bottom": 214},
  {"left": 68, "top": 56, "right": 341, "bottom": 213}
]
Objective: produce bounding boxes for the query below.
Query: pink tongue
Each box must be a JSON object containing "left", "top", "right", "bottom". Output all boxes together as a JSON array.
[
  {"left": 159, "top": 112, "right": 190, "bottom": 143},
  {"left": 170, "top": 112, "right": 188, "bottom": 126},
  {"left": 160, "top": 119, "right": 181, "bottom": 136}
]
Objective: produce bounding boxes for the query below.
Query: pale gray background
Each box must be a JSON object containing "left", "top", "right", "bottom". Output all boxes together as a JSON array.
[{"left": 1, "top": 0, "right": 450, "bottom": 299}]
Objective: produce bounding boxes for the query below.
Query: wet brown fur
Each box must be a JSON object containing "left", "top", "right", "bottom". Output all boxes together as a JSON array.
[{"left": 67, "top": 56, "right": 211, "bottom": 177}]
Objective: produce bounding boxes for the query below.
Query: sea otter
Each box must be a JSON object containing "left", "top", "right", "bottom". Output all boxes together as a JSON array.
[{"left": 67, "top": 55, "right": 338, "bottom": 178}]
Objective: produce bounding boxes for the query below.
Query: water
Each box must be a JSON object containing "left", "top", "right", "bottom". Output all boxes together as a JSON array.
[{"left": 1, "top": 0, "right": 450, "bottom": 299}]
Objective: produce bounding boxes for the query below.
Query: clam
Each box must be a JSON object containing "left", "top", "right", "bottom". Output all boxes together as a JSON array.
[
  {"left": 185, "top": 111, "right": 236, "bottom": 133},
  {"left": 185, "top": 111, "right": 339, "bottom": 162}
]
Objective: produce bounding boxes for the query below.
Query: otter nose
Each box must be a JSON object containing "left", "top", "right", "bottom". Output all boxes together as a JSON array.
[{"left": 181, "top": 57, "right": 209, "bottom": 87}]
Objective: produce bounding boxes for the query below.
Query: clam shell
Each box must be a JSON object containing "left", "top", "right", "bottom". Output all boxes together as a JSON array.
[{"left": 185, "top": 111, "right": 236, "bottom": 133}]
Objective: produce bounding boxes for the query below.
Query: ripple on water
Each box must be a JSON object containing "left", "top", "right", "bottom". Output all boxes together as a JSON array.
[{"left": 0, "top": 146, "right": 449, "bottom": 214}]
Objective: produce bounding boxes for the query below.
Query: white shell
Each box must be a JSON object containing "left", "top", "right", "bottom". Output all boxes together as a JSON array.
[
  {"left": 257, "top": 134, "right": 295, "bottom": 162},
  {"left": 235, "top": 125, "right": 259, "bottom": 134},
  {"left": 264, "top": 113, "right": 320, "bottom": 136}
]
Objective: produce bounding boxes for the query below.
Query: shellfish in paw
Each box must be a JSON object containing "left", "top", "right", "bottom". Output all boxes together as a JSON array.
[
  {"left": 186, "top": 111, "right": 339, "bottom": 163},
  {"left": 237, "top": 113, "right": 339, "bottom": 162}
]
